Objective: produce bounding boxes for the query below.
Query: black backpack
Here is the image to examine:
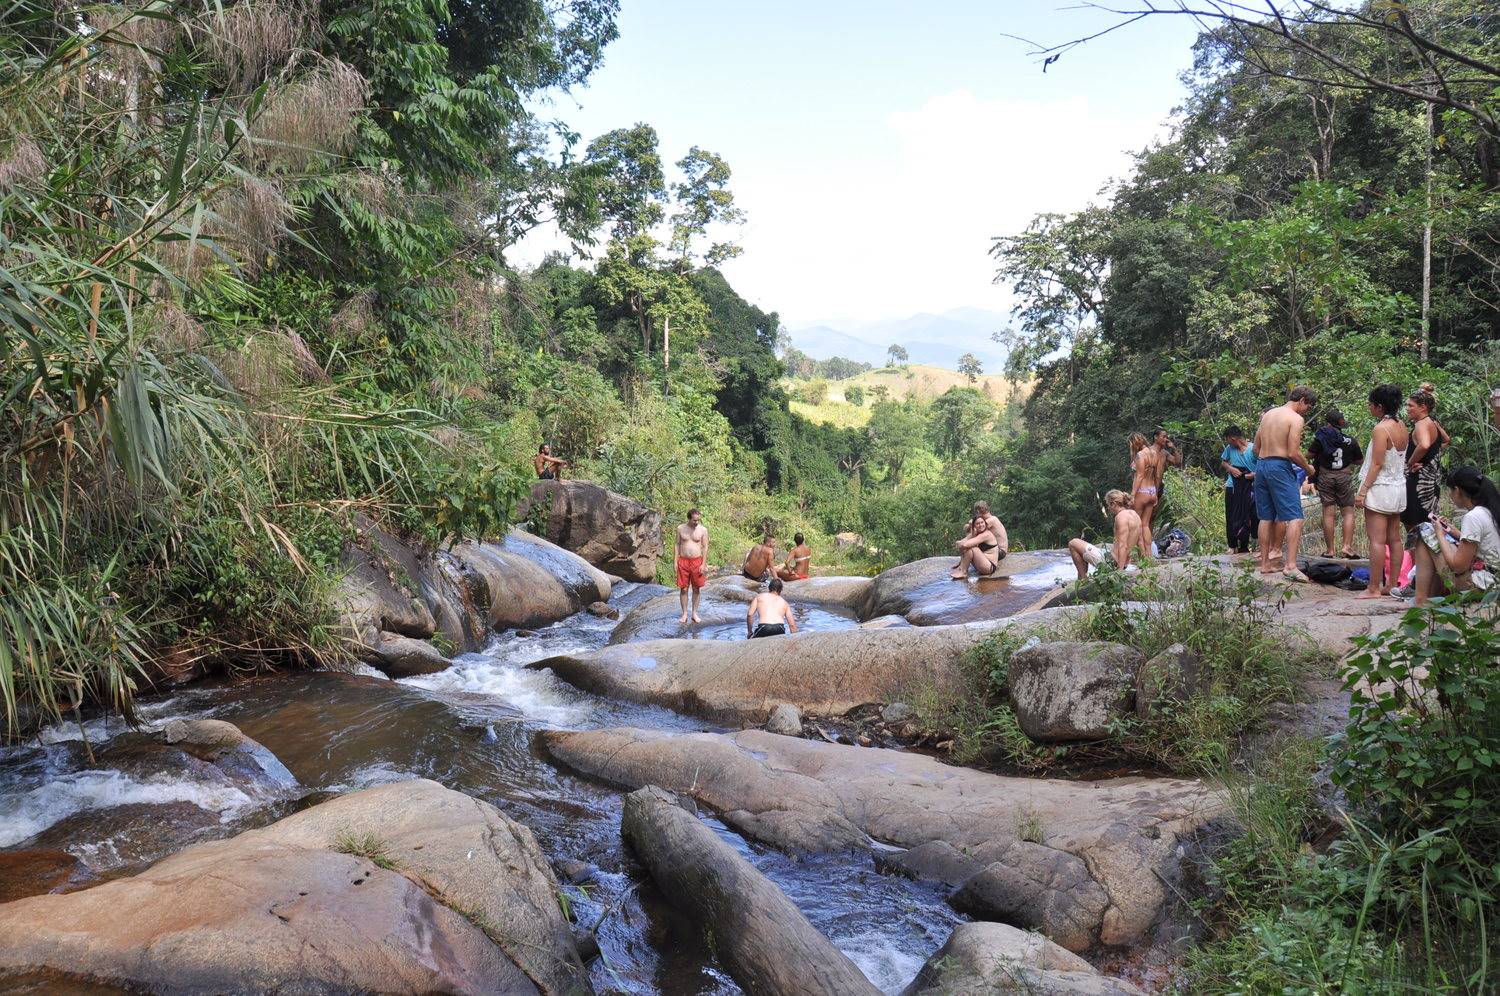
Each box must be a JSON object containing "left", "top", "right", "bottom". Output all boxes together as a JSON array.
[{"left": 1302, "top": 560, "right": 1352, "bottom": 585}]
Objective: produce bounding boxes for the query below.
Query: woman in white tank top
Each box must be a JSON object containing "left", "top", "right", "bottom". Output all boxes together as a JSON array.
[{"left": 1355, "top": 385, "right": 1409, "bottom": 597}]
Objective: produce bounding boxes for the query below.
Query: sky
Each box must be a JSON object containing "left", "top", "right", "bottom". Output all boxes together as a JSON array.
[{"left": 517, "top": 1, "right": 1205, "bottom": 326}]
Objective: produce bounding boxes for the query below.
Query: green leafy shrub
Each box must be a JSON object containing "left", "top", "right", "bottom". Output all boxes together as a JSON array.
[
  {"left": 843, "top": 384, "right": 865, "bottom": 406},
  {"left": 1084, "top": 560, "right": 1320, "bottom": 770},
  {"left": 1332, "top": 591, "right": 1500, "bottom": 907}
]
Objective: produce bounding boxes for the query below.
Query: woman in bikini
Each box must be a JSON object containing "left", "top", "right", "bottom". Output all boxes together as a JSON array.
[
  {"left": 950, "top": 501, "right": 1006, "bottom": 579},
  {"left": 1129, "top": 432, "right": 1158, "bottom": 561},
  {"left": 1355, "top": 384, "right": 1409, "bottom": 598}
]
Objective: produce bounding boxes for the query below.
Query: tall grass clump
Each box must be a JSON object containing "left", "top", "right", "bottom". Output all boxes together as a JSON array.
[{"left": 1083, "top": 559, "right": 1323, "bottom": 770}]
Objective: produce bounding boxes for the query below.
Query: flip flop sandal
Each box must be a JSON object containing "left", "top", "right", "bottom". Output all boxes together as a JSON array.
[{"left": 1283, "top": 569, "right": 1311, "bottom": 583}]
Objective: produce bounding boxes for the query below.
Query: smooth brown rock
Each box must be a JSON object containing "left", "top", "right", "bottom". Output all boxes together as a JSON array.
[
  {"left": 949, "top": 842, "right": 1111, "bottom": 952},
  {"left": 901, "top": 922, "right": 1144, "bottom": 995},
  {"left": 541, "top": 727, "right": 1224, "bottom": 951},
  {"left": 517, "top": 479, "right": 664, "bottom": 582},
  {"left": 621, "top": 786, "right": 881, "bottom": 996},
  {"left": 0, "top": 779, "right": 590, "bottom": 995},
  {"left": 363, "top": 632, "right": 450, "bottom": 677},
  {"left": 536, "top": 607, "right": 1091, "bottom": 723},
  {"left": 445, "top": 528, "right": 612, "bottom": 632}
]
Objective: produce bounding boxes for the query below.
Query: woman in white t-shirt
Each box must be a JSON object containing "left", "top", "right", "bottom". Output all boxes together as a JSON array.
[{"left": 1411, "top": 465, "right": 1500, "bottom": 605}]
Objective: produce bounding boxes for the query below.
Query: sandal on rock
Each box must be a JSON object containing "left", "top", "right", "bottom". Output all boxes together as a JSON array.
[{"left": 1283, "top": 569, "right": 1310, "bottom": 583}]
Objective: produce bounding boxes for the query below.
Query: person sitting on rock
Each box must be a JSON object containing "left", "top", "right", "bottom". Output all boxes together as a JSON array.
[
  {"left": 950, "top": 501, "right": 1007, "bottom": 580},
  {"left": 742, "top": 533, "right": 778, "bottom": 582},
  {"left": 777, "top": 533, "right": 812, "bottom": 582},
  {"left": 1067, "top": 490, "right": 1142, "bottom": 580},
  {"left": 747, "top": 576, "right": 799, "bottom": 638},
  {"left": 533, "top": 443, "right": 567, "bottom": 481}
]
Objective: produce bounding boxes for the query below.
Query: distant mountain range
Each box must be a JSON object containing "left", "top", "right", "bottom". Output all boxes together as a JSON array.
[{"left": 784, "top": 307, "right": 1010, "bottom": 373}]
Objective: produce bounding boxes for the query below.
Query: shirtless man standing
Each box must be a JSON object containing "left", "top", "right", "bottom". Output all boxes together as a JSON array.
[
  {"left": 1068, "top": 490, "right": 1141, "bottom": 579},
  {"left": 1252, "top": 386, "right": 1318, "bottom": 580},
  {"left": 746, "top": 576, "right": 799, "bottom": 638},
  {"left": 777, "top": 533, "right": 812, "bottom": 582},
  {"left": 675, "top": 509, "right": 709, "bottom": 624}
]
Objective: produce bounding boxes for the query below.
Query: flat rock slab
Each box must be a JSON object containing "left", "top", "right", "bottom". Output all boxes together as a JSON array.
[
  {"left": 609, "top": 574, "right": 874, "bottom": 644},
  {"left": 0, "top": 779, "right": 590, "bottom": 995},
  {"left": 534, "top": 607, "right": 1090, "bottom": 723},
  {"left": 860, "top": 552, "right": 1069, "bottom": 625},
  {"left": 541, "top": 727, "right": 1224, "bottom": 949}
]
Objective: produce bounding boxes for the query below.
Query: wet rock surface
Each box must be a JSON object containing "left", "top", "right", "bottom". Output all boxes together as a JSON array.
[
  {"left": 859, "top": 552, "right": 1068, "bottom": 625},
  {"left": 536, "top": 606, "right": 1091, "bottom": 724},
  {"left": 518, "top": 479, "right": 664, "bottom": 582},
  {"left": 0, "top": 779, "right": 591, "bottom": 995},
  {"left": 541, "top": 726, "right": 1224, "bottom": 951},
  {"left": 622, "top": 786, "right": 881, "bottom": 996}
]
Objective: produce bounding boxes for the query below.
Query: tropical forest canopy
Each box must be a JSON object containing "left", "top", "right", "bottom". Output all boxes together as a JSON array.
[{"left": 2, "top": 0, "right": 1500, "bottom": 726}]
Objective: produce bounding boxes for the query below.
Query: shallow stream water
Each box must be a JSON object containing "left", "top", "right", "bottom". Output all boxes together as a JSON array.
[{"left": 0, "top": 586, "right": 965, "bottom": 993}]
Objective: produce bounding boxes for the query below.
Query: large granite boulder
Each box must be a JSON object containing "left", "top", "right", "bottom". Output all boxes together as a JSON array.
[
  {"left": 533, "top": 607, "right": 1090, "bottom": 724},
  {"left": 858, "top": 552, "right": 1066, "bottom": 625},
  {"left": 338, "top": 518, "right": 613, "bottom": 668},
  {"left": 1008, "top": 642, "right": 1144, "bottom": 742},
  {"left": 0, "top": 779, "right": 591, "bottom": 995},
  {"left": 902, "top": 922, "right": 1144, "bottom": 995},
  {"left": 540, "top": 726, "right": 1224, "bottom": 950},
  {"left": 518, "top": 479, "right": 664, "bottom": 582}
]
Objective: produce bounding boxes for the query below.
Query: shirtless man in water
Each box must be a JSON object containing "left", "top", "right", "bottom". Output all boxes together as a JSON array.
[
  {"left": 746, "top": 576, "right": 799, "bottom": 638},
  {"left": 1253, "top": 385, "right": 1318, "bottom": 581},
  {"left": 675, "top": 509, "right": 709, "bottom": 624},
  {"left": 1068, "top": 490, "right": 1141, "bottom": 579}
]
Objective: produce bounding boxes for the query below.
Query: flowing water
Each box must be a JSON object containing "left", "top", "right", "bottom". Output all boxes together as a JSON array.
[{"left": 0, "top": 586, "right": 962, "bottom": 994}]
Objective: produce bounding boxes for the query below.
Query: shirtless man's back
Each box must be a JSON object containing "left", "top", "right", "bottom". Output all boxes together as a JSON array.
[
  {"left": 743, "top": 539, "right": 776, "bottom": 581},
  {"left": 747, "top": 577, "right": 798, "bottom": 638},
  {"left": 1252, "top": 386, "right": 1317, "bottom": 579},
  {"left": 675, "top": 510, "right": 709, "bottom": 623}
]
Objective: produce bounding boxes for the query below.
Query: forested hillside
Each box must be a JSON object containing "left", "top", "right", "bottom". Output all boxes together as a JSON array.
[
  {"left": 992, "top": 3, "right": 1500, "bottom": 544},
  {"left": 0, "top": 0, "right": 875, "bottom": 726}
]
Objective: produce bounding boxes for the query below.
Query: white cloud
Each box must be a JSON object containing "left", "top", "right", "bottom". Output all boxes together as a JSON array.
[{"left": 720, "top": 89, "right": 1166, "bottom": 324}]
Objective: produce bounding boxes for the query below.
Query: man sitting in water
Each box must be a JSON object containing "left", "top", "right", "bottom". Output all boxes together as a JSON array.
[
  {"left": 776, "top": 532, "right": 812, "bottom": 582},
  {"left": 747, "top": 576, "right": 799, "bottom": 638},
  {"left": 1067, "top": 490, "right": 1142, "bottom": 580},
  {"left": 742, "top": 533, "right": 778, "bottom": 581}
]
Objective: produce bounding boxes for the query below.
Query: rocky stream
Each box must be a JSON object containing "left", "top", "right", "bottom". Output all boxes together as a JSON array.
[{"left": 0, "top": 482, "right": 1402, "bottom": 995}]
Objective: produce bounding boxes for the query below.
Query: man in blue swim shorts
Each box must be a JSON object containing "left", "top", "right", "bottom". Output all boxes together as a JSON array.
[{"left": 1253, "top": 385, "right": 1318, "bottom": 580}]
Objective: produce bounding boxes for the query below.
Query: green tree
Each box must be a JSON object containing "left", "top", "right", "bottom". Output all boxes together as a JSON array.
[
  {"left": 928, "top": 388, "right": 994, "bottom": 457},
  {"left": 866, "top": 399, "right": 929, "bottom": 482},
  {"left": 845, "top": 385, "right": 866, "bottom": 406},
  {"left": 958, "top": 352, "right": 983, "bottom": 384},
  {"left": 669, "top": 147, "right": 745, "bottom": 265},
  {"left": 886, "top": 344, "right": 909, "bottom": 367}
]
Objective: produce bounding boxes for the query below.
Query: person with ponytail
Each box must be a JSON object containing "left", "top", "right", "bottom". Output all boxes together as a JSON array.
[{"left": 1409, "top": 465, "right": 1500, "bottom": 605}]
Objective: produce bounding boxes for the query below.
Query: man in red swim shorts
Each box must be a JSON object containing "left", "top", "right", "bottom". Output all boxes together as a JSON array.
[{"left": 675, "top": 508, "right": 709, "bottom": 624}]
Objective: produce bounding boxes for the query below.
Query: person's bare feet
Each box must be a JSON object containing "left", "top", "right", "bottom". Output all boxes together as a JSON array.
[
  {"left": 948, "top": 570, "right": 967, "bottom": 580},
  {"left": 678, "top": 613, "right": 690, "bottom": 624},
  {"left": 1355, "top": 590, "right": 1384, "bottom": 599},
  {"left": 691, "top": 612, "right": 702, "bottom": 624}
]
